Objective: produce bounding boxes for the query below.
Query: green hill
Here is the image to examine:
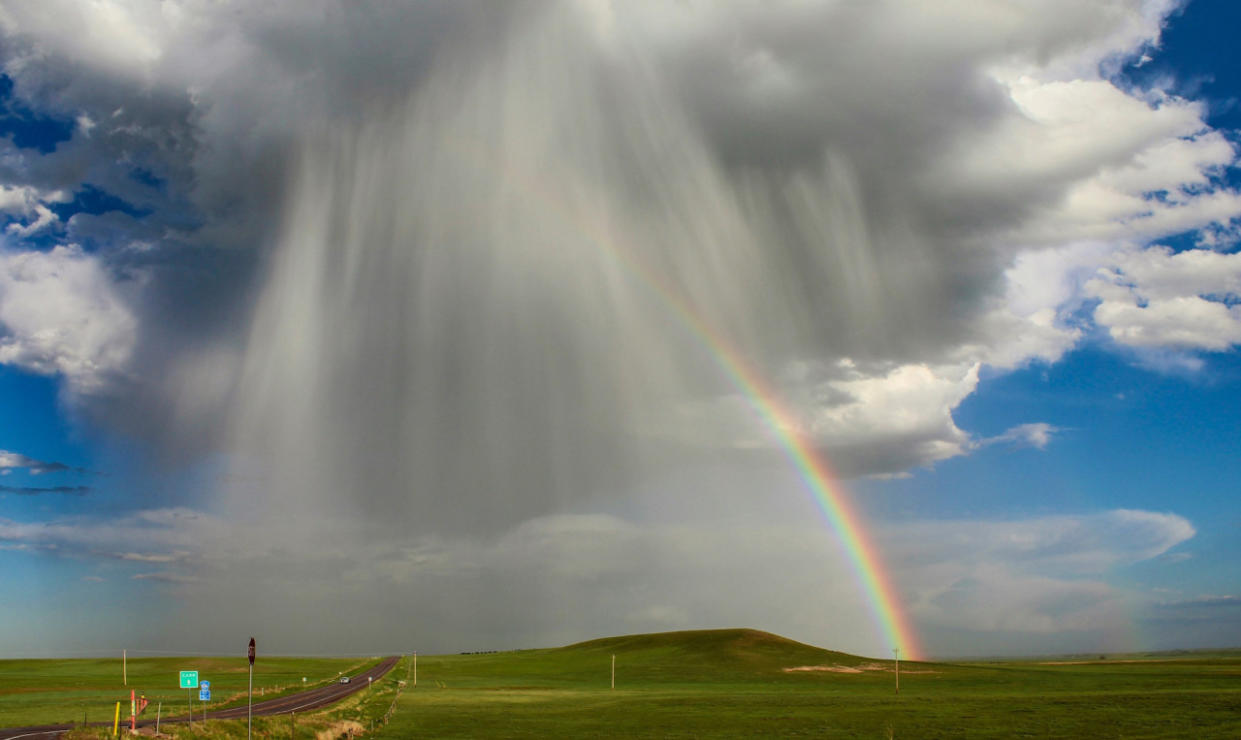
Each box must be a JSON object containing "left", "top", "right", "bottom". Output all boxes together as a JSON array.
[
  {"left": 564, "top": 627, "right": 872, "bottom": 677},
  {"left": 424, "top": 628, "right": 886, "bottom": 689}
]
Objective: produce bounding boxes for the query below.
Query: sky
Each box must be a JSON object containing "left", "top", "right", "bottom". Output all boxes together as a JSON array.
[{"left": 0, "top": 0, "right": 1239, "bottom": 660}]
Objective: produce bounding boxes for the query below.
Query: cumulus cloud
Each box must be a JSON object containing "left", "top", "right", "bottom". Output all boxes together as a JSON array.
[
  {"left": 1088, "top": 244, "right": 1241, "bottom": 352},
  {"left": 0, "top": 245, "right": 136, "bottom": 394},
  {"left": 661, "top": 364, "right": 1064, "bottom": 477}
]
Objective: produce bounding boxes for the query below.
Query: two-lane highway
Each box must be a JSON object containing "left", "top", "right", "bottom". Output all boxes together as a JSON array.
[
  {"left": 0, "top": 655, "right": 401, "bottom": 740},
  {"left": 205, "top": 655, "right": 399, "bottom": 719}
]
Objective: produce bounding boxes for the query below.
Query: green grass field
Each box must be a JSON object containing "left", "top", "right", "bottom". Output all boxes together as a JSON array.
[
  {"left": 4, "top": 630, "right": 1240, "bottom": 738},
  {"left": 0, "top": 654, "right": 375, "bottom": 729},
  {"left": 376, "top": 629, "right": 1241, "bottom": 739}
]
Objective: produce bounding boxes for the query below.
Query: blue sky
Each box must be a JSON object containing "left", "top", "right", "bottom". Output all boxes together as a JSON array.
[{"left": 0, "top": 0, "right": 1239, "bottom": 659}]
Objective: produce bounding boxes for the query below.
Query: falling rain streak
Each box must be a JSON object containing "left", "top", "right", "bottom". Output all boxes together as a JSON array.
[{"left": 225, "top": 5, "right": 889, "bottom": 535}]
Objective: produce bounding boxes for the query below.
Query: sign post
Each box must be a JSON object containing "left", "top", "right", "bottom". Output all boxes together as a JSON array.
[
  {"left": 179, "top": 670, "right": 199, "bottom": 729},
  {"left": 247, "top": 637, "right": 256, "bottom": 740}
]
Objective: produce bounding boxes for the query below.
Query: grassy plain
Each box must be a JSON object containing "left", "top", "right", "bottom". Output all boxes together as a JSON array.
[
  {"left": 376, "top": 629, "right": 1241, "bottom": 739},
  {"left": 4, "top": 630, "right": 1240, "bottom": 738},
  {"left": 0, "top": 654, "right": 374, "bottom": 729}
]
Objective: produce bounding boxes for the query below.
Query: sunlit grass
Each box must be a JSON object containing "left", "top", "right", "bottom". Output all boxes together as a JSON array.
[
  {"left": 373, "top": 629, "right": 1241, "bottom": 739},
  {"left": 0, "top": 654, "right": 374, "bottom": 728},
  {"left": 8, "top": 632, "right": 1241, "bottom": 738}
]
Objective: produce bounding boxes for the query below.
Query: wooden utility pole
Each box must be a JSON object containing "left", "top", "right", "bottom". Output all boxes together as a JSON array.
[
  {"left": 611, "top": 655, "right": 615, "bottom": 690},
  {"left": 123, "top": 649, "right": 127, "bottom": 686},
  {"left": 893, "top": 648, "right": 900, "bottom": 694}
]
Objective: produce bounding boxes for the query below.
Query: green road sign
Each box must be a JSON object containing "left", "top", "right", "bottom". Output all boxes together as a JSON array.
[{"left": 179, "top": 670, "right": 199, "bottom": 689}]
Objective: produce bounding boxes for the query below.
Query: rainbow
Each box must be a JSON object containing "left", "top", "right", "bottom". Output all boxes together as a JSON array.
[
  {"left": 608, "top": 250, "right": 923, "bottom": 662},
  {"left": 428, "top": 128, "right": 922, "bottom": 661}
]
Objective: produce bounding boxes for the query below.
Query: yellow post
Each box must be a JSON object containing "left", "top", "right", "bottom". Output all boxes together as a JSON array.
[{"left": 112, "top": 701, "right": 120, "bottom": 736}]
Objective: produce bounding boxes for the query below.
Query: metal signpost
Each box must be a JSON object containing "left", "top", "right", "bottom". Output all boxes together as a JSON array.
[
  {"left": 247, "top": 637, "right": 256, "bottom": 740},
  {"left": 179, "top": 671, "right": 199, "bottom": 728},
  {"left": 200, "top": 684, "right": 211, "bottom": 727}
]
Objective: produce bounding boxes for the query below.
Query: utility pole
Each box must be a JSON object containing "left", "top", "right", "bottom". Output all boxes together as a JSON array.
[
  {"left": 123, "top": 649, "right": 127, "bottom": 686},
  {"left": 248, "top": 637, "right": 256, "bottom": 740},
  {"left": 892, "top": 647, "right": 900, "bottom": 695}
]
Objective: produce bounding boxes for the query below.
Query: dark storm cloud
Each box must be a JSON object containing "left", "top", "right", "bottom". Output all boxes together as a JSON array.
[
  {"left": 0, "top": 0, "right": 1206, "bottom": 458},
  {"left": 0, "top": 2, "right": 542, "bottom": 450}
]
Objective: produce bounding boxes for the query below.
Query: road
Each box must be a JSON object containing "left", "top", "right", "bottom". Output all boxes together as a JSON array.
[{"left": 0, "top": 655, "right": 401, "bottom": 740}]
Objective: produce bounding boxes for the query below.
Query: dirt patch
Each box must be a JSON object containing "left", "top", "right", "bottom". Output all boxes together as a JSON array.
[
  {"left": 784, "top": 662, "right": 886, "bottom": 673},
  {"left": 1038, "top": 659, "right": 1160, "bottom": 665},
  {"left": 316, "top": 719, "right": 365, "bottom": 740},
  {"left": 784, "top": 665, "right": 865, "bottom": 673},
  {"left": 783, "top": 662, "right": 940, "bottom": 675}
]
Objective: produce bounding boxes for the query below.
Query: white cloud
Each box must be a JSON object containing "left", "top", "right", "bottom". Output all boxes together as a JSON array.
[
  {"left": 0, "top": 245, "right": 137, "bottom": 394},
  {"left": 983, "top": 422, "right": 1059, "bottom": 449},
  {"left": 0, "top": 186, "right": 69, "bottom": 237},
  {"left": 131, "top": 571, "right": 197, "bottom": 584},
  {"left": 114, "top": 550, "right": 190, "bottom": 563},
  {"left": 1086, "top": 244, "right": 1241, "bottom": 352},
  {"left": 0, "top": 449, "right": 69, "bottom": 473},
  {"left": 652, "top": 360, "right": 982, "bottom": 477},
  {"left": 661, "top": 359, "right": 1068, "bottom": 477},
  {"left": 0, "top": 185, "right": 39, "bottom": 213}
]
